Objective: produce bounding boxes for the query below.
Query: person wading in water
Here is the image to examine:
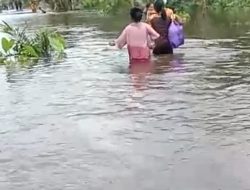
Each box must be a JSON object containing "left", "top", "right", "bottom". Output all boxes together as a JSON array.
[
  {"left": 110, "top": 7, "right": 159, "bottom": 63},
  {"left": 150, "top": 0, "right": 173, "bottom": 55}
]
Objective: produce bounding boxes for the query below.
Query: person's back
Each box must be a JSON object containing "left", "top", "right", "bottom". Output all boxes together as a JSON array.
[
  {"left": 150, "top": 16, "right": 170, "bottom": 40},
  {"left": 123, "top": 22, "right": 154, "bottom": 60},
  {"left": 150, "top": 0, "right": 173, "bottom": 55},
  {"left": 111, "top": 7, "right": 159, "bottom": 62}
]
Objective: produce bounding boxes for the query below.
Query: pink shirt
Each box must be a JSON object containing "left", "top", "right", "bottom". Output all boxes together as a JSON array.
[{"left": 115, "top": 22, "right": 159, "bottom": 61}]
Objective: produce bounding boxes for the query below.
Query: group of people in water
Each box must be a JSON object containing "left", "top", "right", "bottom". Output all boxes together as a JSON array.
[
  {"left": 110, "top": 0, "right": 184, "bottom": 63},
  {"left": 1, "top": 0, "right": 46, "bottom": 13},
  {"left": 1, "top": 0, "right": 23, "bottom": 11}
]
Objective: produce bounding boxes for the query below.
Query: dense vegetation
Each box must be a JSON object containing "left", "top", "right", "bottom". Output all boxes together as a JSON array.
[
  {"left": 81, "top": 0, "right": 250, "bottom": 13},
  {"left": 167, "top": 0, "right": 250, "bottom": 13},
  {"left": 1, "top": 0, "right": 250, "bottom": 14},
  {"left": 0, "top": 21, "right": 65, "bottom": 64},
  {"left": 82, "top": 0, "right": 136, "bottom": 13},
  {"left": 0, "top": 0, "right": 77, "bottom": 12}
]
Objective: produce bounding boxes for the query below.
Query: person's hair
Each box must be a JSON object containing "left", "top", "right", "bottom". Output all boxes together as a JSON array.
[
  {"left": 154, "top": 0, "right": 167, "bottom": 20},
  {"left": 130, "top": 7, "right": 143, "bottom": 23},
  {"left": 145, "top": 3, "right": 151, "bottom": 9}
]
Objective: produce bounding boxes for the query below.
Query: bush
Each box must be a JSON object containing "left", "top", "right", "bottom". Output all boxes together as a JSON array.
[{"left": 0, "top": 21, "right": 66, "bottom": 64}]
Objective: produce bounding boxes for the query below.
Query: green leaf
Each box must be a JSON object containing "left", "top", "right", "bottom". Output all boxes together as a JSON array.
[
  {"left": 21, "top": 45, "right": 39, "bottom": 57},
  {"left": 56, "top": 34, "right": 66, "bottom": 48},
  {"left": 0, "top": 20, "right": 14, "bottom": 34},
  {"left": 1, "top": 38, "right": 14, "bottom": 53},
  {"left": 2, "top": 21, "right": 13, "bottom": 31},
  {"left": 48, "top": 36, "right": 65, "bottom": 53}
]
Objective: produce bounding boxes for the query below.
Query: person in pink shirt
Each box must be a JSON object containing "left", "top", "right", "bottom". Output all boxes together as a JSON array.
[{"left": 110, "top": 7, "right": 160, "bottom": 63}]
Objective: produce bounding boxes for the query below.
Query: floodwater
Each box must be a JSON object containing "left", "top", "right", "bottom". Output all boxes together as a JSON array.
[{"left": 0, "top": 11, "right": 250, "bottom": 190}]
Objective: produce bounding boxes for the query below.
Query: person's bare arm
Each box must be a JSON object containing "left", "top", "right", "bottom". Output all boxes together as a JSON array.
[
  {"left": 146, "top": 23, "right": 159, "bottom": 40},
  {"left": 109, "top": 25, "right": 128, "bottom": 48}
]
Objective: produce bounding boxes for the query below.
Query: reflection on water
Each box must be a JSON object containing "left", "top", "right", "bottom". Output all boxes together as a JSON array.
[{"left": 0, "top": 11, "right": 250, "bottom": 190}]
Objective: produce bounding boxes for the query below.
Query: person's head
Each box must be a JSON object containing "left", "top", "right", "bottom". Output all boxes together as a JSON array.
[
  {"left": 146, "top": 2, "right": 151, "bottom": 9},
  {"left": 154, "top": 0, "right": 167, "bottom": 20},
  {"left": 147, "top": 3, "right": 154, "bottom": 12},
  {"left": 145, "top": 3, "right": 154, "bottom": 15},
  {"left": 130, "top": 7, "right": 143, "bottom": 23}
]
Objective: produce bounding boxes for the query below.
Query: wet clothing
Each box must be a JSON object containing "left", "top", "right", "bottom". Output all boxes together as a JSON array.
[
  {"left": 115, "top": 22, "right": 159, "bottom": 62},
  {"left": 150, "top": 16, "right": 173, "bottom": 55}
]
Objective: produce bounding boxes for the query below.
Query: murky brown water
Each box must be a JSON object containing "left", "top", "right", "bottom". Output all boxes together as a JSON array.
[{"left": 0, "top": 11, "right": 250, "bottom": 190}]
